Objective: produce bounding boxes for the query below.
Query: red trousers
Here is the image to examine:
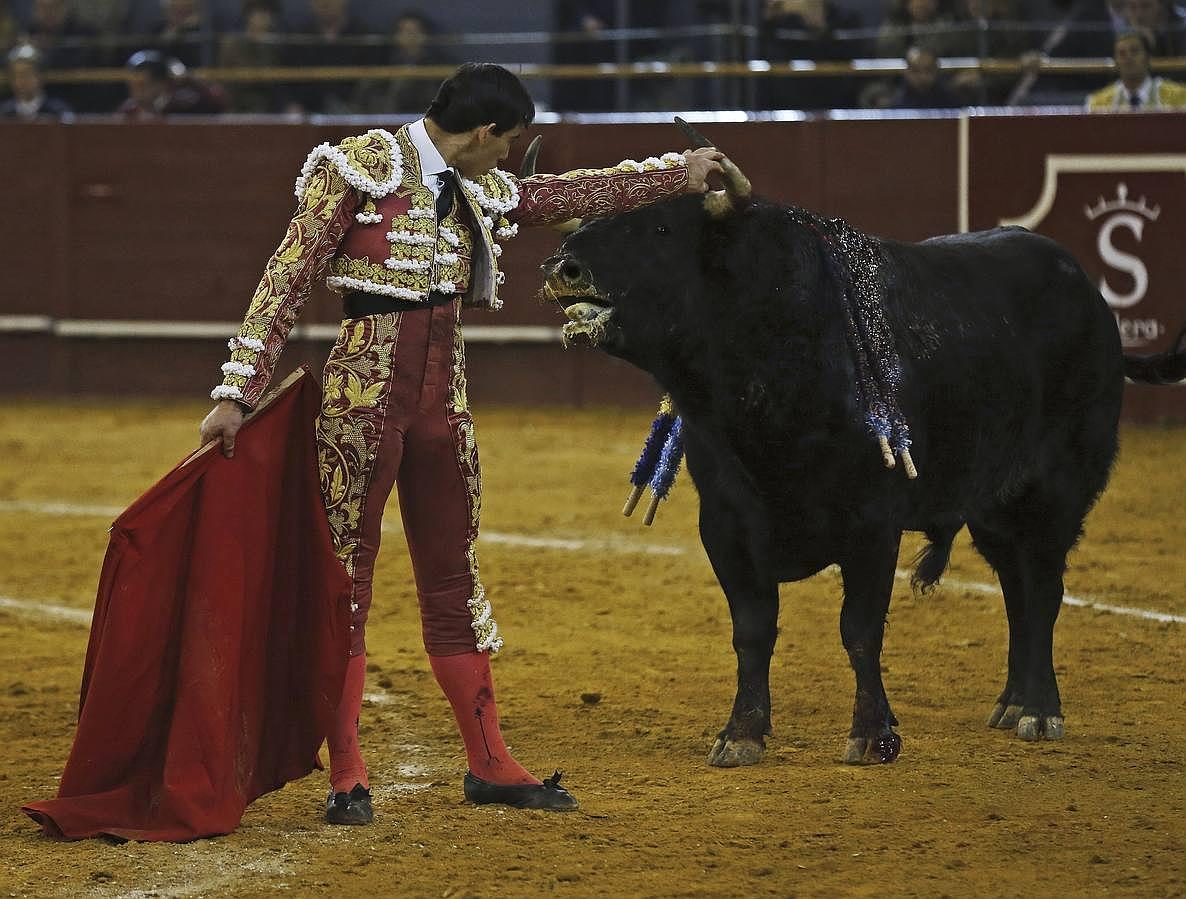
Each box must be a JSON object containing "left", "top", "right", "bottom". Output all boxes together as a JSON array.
[{"left": 314, "top": 301, "right": 500, "bottom": 656}]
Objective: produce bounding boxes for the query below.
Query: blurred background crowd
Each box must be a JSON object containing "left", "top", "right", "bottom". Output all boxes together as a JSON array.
[{"left": 1, "top": 0, "right": 1184, "bottom": 121}]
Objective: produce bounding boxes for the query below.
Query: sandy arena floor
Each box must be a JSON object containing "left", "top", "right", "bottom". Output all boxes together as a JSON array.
[{"left": 0, "top": 397, "right": 1183, "bottom": 898}]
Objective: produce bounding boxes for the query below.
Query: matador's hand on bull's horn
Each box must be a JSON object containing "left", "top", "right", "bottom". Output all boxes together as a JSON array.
[{"left": 684, "top": 147, "right": 725, "bottom": 193}]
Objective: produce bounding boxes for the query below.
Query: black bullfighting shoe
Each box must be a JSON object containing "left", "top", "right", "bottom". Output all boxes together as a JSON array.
[
  {"left": 463, "top": 770, "right": 579, "bottom": 811},
  {"left": 325, "top": 784, "right": 374, "bottom": 825}
]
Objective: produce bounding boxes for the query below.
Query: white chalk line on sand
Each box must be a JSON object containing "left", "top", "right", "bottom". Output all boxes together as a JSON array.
[
  {"left": 0, "top": 498, "right": 686, "bottom": 557},
  {"left": 0, "top": 498, "right": 1181, "bottom": 626},
  {"left": 0, "top": 595, "right": 92, "bottom": 624}
]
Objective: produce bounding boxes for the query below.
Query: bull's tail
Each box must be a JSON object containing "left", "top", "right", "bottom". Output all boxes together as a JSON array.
[
  {"left": 1124, "top": 322, "right": 1186, "bottom": 385},
  {"left": 911, "top": 523, "right": 961, "bottom": 593}
]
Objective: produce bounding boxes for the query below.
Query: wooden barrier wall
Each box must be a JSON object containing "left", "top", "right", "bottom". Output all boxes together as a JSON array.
[{"left": 0, "top": 114, "right": 1183, "bottom": 419}]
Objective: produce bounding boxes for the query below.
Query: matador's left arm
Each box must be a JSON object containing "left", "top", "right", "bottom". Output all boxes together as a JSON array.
[{"left": 505, "top": 153, "right": 689, "bottom": 227}]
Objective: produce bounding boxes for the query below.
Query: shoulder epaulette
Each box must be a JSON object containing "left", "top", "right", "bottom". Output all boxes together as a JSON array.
[{"left": 293, "top": 128, "right": 405, "bottom": 200}]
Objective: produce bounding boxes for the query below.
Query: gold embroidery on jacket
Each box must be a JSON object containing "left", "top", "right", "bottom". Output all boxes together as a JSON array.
[
  {"left": 326, "top": 126, "right": 482, "bottom": 302},
  {"left": 336, "top": 132, "right": 397, "bottom": 188}
]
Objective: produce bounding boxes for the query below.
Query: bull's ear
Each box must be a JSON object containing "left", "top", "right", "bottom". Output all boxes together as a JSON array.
[{"left": 703, "top": 191, "right": 732, "bottom": 218}]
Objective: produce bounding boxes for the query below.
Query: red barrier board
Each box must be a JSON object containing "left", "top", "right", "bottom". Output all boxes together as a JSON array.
[
  {"left": 0, "top": 114, "right": 1182, "bottom": 418},
  {"left": 968, "top": 113, "right": 1186, "bottom": 420}
]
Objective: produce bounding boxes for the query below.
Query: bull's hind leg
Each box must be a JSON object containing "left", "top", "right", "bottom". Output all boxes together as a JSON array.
[
  {"left": 1014, "top": 558, "right": 1067, "bottom": 742},
  {"left": 967, "top": 526, "right": 1028, "bottom": 730},
  {"left": 970, "top": 510, "right": 1075, "bottom": 742},
  {"left": 698, "top": 501, "right": 779, "bottom": 768},
  {"left": 839, "top": 529, "right": 902, "bottom": 765}
]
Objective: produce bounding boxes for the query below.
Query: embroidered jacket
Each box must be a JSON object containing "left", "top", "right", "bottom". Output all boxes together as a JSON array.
[
  {"left": 213, "top": 125, "right": 689, "bottom": 408},
  {"left": 1086, "top": 76, "right": 1186, "bottom": 111}
]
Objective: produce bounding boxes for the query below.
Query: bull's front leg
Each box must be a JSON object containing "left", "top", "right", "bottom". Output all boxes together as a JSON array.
[
  {"left": 838, "top": 529, "right": 903, "bottom": 765},
  {"left": 698, "top": 501, "right": 779, "bottom": 768}
]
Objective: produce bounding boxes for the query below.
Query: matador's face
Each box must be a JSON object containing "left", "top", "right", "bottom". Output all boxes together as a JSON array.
[{"left": 454, "top": 124, "right": 526, "bottom": 179}]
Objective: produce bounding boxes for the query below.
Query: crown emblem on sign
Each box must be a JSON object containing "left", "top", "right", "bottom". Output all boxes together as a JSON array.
[{"left": 1084, "top": 182, "right": 1161, "bottom": 221}]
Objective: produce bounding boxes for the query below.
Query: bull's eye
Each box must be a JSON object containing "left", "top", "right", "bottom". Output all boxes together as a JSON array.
[{"left": 655, "top": 224, "right": 669, "bottom": 235}]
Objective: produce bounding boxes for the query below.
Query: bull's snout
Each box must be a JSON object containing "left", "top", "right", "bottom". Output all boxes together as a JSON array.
[
  {"left": 558, "top": 258, "right": 586, "bottom": 287},
  {"left": 541, "top": 254, "right": 595, "bottom": 297},
  {"left": 541, "top": 255, "right": 615, "bottom": 348}
]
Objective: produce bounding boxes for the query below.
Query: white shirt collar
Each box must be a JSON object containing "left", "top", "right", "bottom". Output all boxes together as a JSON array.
[
  {"left": 409, "top": 117, "right": 450, "bottom": 186},
  {"left": 1119, "top": 76, "right": 1155, "bottom": 107}
]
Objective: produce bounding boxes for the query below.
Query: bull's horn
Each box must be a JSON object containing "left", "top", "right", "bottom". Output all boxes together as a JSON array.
[
  {"left": 519, "top": 134, "right": 542, "bottom": 178},
  {"left": 719, "top": 155, "right": 752, "bottom": 202},
  {"left": 675, "top": 117, "right": 752, "bottom": 218},
  {"left": 553, "top": 217, "right": 582, "bottom": 234},
  {"left": 674, "top": 116, "right": 713, "bottom": 149},
  {"left": 702, "top": 157, "right": 752, "bottom": 218}
]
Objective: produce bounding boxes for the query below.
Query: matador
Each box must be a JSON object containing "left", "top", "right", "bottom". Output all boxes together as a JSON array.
[{"left": 199, "top": 63, "right": 724, "bottom": 824}]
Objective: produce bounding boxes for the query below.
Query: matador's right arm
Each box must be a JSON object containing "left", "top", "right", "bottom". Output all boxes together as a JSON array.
[{"left": 211, "top": 160, "right": 358, "bottom": 410}]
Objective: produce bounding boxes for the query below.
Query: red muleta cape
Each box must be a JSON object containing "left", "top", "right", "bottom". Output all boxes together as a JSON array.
[{"left": 22, "top": 368, "right": 352, "bottom": 841}]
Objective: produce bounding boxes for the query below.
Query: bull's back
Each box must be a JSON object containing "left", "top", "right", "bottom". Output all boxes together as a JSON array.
[
  {"left": 883, "top": 227, "right": 1122, "bottom": 515},
  {"left": 890, "top": 226, "right": 1121, "bottom": 389}
]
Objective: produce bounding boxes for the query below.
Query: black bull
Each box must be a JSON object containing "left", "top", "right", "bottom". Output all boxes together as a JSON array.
[{"left": 540, "top": 167, "right": 1186, "bottom": 767}]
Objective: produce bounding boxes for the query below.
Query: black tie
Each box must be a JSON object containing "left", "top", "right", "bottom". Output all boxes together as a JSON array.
[
  {"left": 1129, "top": 92, "right": 1141, "bottom": 109},
  {"left": 435, "top": 170, "right": 456, "bottom": 220}
]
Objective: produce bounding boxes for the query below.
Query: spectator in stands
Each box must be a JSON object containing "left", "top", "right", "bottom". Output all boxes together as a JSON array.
[
  {"left": 618, "top": 1, "right": 695, "bottom": 111},
  {"left": 0, "top": 43, "right": 73, "bottom": 120},
  {"left": 949, "top": 0, "right": 1036, "bottom": 56},
  {"left": 284, "top": 0, "right": 374, "bottom": 113},
  {"left": 353, "top": 11, "right": 452, "bottom": 115},
  {"left": 150, "top": 0, "right": 208, "bottom": 69},
  {"left": 759, "top": 0, "right": 863, "bottom": 110},
  {"left": 876, "top": 0, "right": 963, "bottom": 58},
  {"left": 946, "top": 0, "right": 1039, "bottom": 103},
  {"left": 1086, "top": 28, "right": 1186, "bottom": 108},
  {"left": 887, "top": 44, "right": 963, "bottom": 106},
  {"left": 1005, "top": 0, "right": 1120, "bottom": 104},
  {"left": 25, "top": 0, "right": 107, "bottom": 110},
  {"left": 218, "top": 0, "right": 285, "bottom": 113},
  {"left": 1125, "top": 0, "right": 1186, "bottom": 55},
  {"left": 74, "top": 0, "right": 130, "bottom": 37},
  {"left": 1045, "top": 0, "right": 1122, "bottom": 58},
  {"left": 117, "top": 49, "right": 226, "bottom": 119},
  {"left": 553, "top": 1, "right": 618, "bottom": 111},
  {"left": 551, "top": 0, "right": 689, "bottom": 111},
  {"left": 26, "top": 0, "right": 97, "bottom": 70}
]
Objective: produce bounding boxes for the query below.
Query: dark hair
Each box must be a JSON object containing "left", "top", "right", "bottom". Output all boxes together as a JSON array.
[
  {"left": 1115, "top": 29, "right": 1154, "bottom": 58},
  {"left": 426, "top": 63, "right": 534, "bottom": 135},
  {"left": 126, "top": 49, "right": 171, "bottom": 82}
]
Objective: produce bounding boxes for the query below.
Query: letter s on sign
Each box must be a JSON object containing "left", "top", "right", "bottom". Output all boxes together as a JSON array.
[{"left": 1097, "top": 213, "right": 1149, "bottom": 309}]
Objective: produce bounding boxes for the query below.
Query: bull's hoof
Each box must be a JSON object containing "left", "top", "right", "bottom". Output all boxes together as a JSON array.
[
  {"left": 707, "top": 737, "right": 764, "bottom": 767},
  {"left": 988, "top": 703, "right": 1024, "bottom": 729},
  {"left": 843, "top": 730, "right": 901, "bottom": 765},
  {"left": 1016, "top": 714, "right": 1065, "bottom": 742}
]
